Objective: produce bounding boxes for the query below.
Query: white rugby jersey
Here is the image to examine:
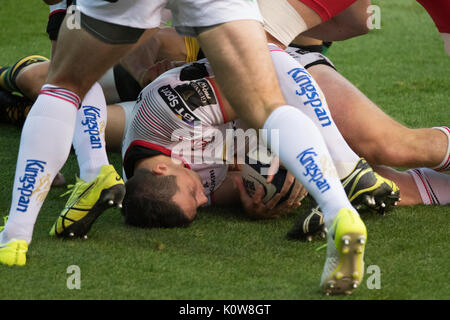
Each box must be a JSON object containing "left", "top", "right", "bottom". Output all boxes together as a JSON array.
[{"left": 122, "top": 59, "right": 248, "bottom": 203}]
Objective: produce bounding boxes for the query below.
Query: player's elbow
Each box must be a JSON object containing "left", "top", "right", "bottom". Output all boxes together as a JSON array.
[
  {"left": 349, "top": 19, "right": 371, "bottom": 37},
  {"left": 333, "top": 1, "right": 372, "bottom": 40}
]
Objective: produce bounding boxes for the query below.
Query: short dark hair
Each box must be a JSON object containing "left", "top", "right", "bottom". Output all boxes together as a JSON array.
[{"left": 121, "top": 169, "right": 192, "bottom": 228}]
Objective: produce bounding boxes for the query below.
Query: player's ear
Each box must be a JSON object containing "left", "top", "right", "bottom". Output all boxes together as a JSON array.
[{"left": 153, "top": 163, "right": 169, "bottom": 175}]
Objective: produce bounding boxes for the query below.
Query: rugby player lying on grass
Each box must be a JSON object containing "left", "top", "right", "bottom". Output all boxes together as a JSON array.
[
  {"left": 101, "top": 56, "right": 397, "bottom": 228},
  {"left": 1, "top": 26, "right": 448, "bottom": 210},
  {"left": 105, "top": 58, "right": 447, "bottom": 240},
  {"left": 1, "top": 0, "right": 446, "bottom": 241},
  {"left": 1, "top": 0, "right": 447, "bottom": 206}
]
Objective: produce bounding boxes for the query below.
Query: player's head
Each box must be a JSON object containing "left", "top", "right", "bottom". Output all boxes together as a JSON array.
[{"left": 121, "top": 162, "right": 208, "bottom": 228}]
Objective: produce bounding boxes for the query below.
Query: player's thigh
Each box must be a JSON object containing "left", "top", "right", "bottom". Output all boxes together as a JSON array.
[
  {"left": 47, "top": 0, "right": 163, "bottom": 98},
  {"left": 198, "top": 21, "right": 286, "bottom": 129},
  {"left": 47, "top": 19, "right": 136, "bottom": 98},
  {"left": 16, "top": 61, "right": 50, "bottom": 100},
  {"left": 307, "top": 64, "right": 404, "bottom": 146},
  {"left": 77, "top": 0, "right": 165, "bottom": 29},
  {"left": 170, "top": 0, "right": 285, "bottom": 128},
  {"left": 168, "top": 0, "right": 261, "bottom": 34},
  {"left": 105, "top": 104, "right": 126, "bottom": 152}
]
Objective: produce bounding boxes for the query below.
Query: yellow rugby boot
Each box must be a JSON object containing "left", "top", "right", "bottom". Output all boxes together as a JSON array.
[
  {"left": 0, "top": 216, "right": 28, "bottom": 266},
  {"left": 49, "top": 165, "right": 125, "bottom": 238},
  {"left": 0, "top": 239, "right": 28, "bottom": 266},
  {"left": 320, "top": 209, "right": 367, "bottom": 295},
  {"left": 287, "top": 158, "right": 400, "bottom": 241}
]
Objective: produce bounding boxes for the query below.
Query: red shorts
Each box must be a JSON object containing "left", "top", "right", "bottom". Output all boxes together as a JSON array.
[
  {"left": 298, "top": 0, "right": 358, "bottom": 22},
  {"left": 417, "top": 0, "right": 450, "bottom": 33}
]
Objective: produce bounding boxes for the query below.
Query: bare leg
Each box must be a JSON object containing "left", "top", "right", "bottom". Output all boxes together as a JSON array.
[
  {"left": 198, "top": 20, "right": 286, "bottom": 129},
  {"left": 15, "top": 61, "right": 49, "bottom": 101},
  {"left": 1, "top": 18, "right": 139, "bottom": 247},
  {"left": 307, "top": 64, "right": 448, "bottom": 168},
  {"left": 373, "top": 166, "right": 422, "bottom": 206},
  {"left": 47, "top": 19, "right": 139, "bottom": 99},
  {"left": 199, "top": 21, "right": 362, "bottom": 245},
  {"left": 105, "top": 104, "right": 125, "bottom": 152}
]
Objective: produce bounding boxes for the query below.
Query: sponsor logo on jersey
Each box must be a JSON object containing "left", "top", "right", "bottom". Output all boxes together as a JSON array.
[
  {"left": 158, "top": 84, "right": 200, "bottom": 125},
  {"left": 287, "top": 67, "right": 332, "bottom": 127},
  {"left": 203, "top": 169, "right": 217, "bottom": 194},
  {"left": 179, "top": 62, "right": 209, "bottom": 81},
  {"left": 81, "top": 105, "right": 103, "bottom": 149},
  {"left": 174, "top": 79, "right": 217, "bottom": 111},
  {"left": 16, "top": 159, "right": 47, "bottom": 212},
  {"left": 297, "top": 148, "right": 331, "bottom": 194}
]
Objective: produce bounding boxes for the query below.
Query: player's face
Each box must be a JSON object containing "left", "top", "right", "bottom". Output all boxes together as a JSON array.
[{"left": 171, "top": 167, "right": 208, "bottom": 220}]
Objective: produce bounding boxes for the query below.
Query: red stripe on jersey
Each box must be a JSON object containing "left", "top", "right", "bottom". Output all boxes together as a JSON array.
[
  {"left": 204, "top": 77, "right": 227, "bottom": 123},
  {"left": 298, "top": 0, "right": 357, "bottom": 22},
  {"left": 268, "top": 43, "right": 287, "bottom": 53},
  {"left": 126, "top": 140, "right": 191, "bottom": 169},
  {"left": 269, "top": 48, "right": 287, "bottom": 53},
  {"left": 136, "top": 112, "right": 160, "bottom": 136},
  {"left": 417, "top": 0, "right": 450, "bottom": 33},
  {"left": 140, "top": 99, "right": 172, "bottom": 136}
]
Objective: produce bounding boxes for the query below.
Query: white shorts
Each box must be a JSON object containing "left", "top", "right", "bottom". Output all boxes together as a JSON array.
[{"left": 77, "top": 0, "right": 263, "bottom": 36}]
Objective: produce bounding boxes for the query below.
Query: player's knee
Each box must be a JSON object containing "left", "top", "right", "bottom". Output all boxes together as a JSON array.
[
  {"left": 367, "top": 139, "right": 408, "bottom": 166},
  {"left": 337, "top": 18, "right": 370, "bottom": 40},
  {"left": 45, "top": 71, "right": 91, "bottom": 99},
  {"left": 350, "top": 131, "right": 392, "bottom": 165},
  {"left": 16, "top": 64, "right": 49, "bottom": 100},
  {"left": 351, "top": 21, "right": 370, "bottom": 37}
]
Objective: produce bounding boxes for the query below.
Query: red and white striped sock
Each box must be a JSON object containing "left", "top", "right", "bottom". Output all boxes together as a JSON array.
[
  {"left": 432, "top": 126, "right": 450, "bottom": 172},
  {"left": 2, "top": 84, "right": 79, "bottom": 244},
  {"left": 408, "top": 168, "right": 450, "bottom": 205}
]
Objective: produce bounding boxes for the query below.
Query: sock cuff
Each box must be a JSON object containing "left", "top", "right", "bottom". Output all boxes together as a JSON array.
[
  {"left": 263, "top": 105, "right": 298, "bottom": 130},
  {"left": 432, "top": 126, "right": 450, "bottom": 171},
  {"left": 39, "top": 84, "right": 81, "bottom": 109},
  {"left": 407, "top": 168, "right": 436, "bottom": 205}
]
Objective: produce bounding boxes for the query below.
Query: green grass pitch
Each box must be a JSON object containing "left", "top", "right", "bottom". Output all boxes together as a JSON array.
[{"left": 0, "top": 0, "right": 449, "bottom": 300}]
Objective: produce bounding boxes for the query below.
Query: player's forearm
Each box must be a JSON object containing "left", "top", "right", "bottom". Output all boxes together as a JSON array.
[
  {"left": 209, "top": 172, "right": 242, "bottom": 206},
  {"left": 301, "top": 0, "right": 371, "bottom": 41},
  {"left": 119, "top": 29, "right": 161, "bottom": 87}
]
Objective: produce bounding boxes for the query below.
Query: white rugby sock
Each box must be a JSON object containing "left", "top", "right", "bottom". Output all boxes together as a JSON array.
[
  {"left": 1, "top": 84, "right": 79, "bottom": 244},
  {"left": 408, "top": 168, "right": 450, "bottom": 205},
  {"left": 432, "top": 126, "right": 450, "bottom": 172},
  {"left": 268, "top": 44, "right": 360, "bottom": 179},
  {"left": 263, "top": 105, "right": 356, "bottom": 226},
  {"left": 73, "top": 83, "right": 109, "bottom": 183}
]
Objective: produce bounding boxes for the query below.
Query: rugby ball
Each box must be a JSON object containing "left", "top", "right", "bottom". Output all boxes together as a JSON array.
[{"left": 241, "top": 150, "right": 294, "bottom": 204}]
